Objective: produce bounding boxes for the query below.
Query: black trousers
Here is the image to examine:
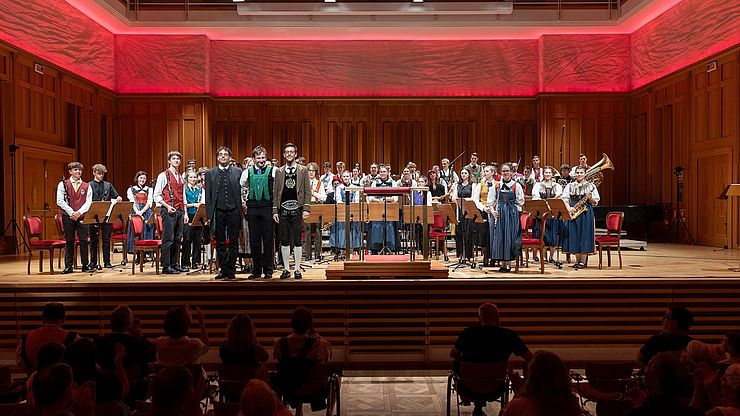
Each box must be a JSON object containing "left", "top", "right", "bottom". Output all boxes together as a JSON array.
[
  {"left": 247, "top": 205, "right": 274, "bottom": 276},
  {"left": 215, "top": 207, "right": 241, "bottom": 276},
  {"left": 278, "top": 209, "right": 303, "bottom": 247},
  {"left": 62, "top": 215, "right": 89, "bottom": 268},
  {"left": 181, "top": 222, "right": 203, "bottom": 268},
  {"left": 455, "top": 218, "right": 474, "bottom": 260},
  {"left": 89, "top": 222, "right": 112, "bottom": 266},
  {"left": 160, "top": 208, "right": 184, "bottom": 269}
]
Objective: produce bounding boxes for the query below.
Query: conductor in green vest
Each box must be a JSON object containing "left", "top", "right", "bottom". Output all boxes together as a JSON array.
[{"left": 240, "top": 146, "right": 276, "bottom": 279}]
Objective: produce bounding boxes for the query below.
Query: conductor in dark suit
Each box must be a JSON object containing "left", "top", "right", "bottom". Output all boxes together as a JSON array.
[{"left": 205, "top": 146, "right": 243, "bottom": 280}]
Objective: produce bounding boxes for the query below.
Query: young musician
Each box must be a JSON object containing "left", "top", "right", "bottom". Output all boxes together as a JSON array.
[
  {"left": 488, "top": 163, "right": 524, "bottom": 273},
  {"left": 153, "top": 151, "right": 188, "bottom": 274},
  {"left": 319, "top": 162, "right": 334, "bottom": 193},
  {"left": 304, "top": 162, "right": 327, "bottom": 261},
  {"left": 57, "top": 162, "right": 93, "bottom": 274},
  {"left": 531, "top": 166, "right": 563, "bottom": 263},
  {"left": 349, "top": 167, "right": 364, "bottom": 187},
  {"left": 126, "top": 171, "right": 154, "bottom": 260},
  {"left": 463, "top": 153, "right": 482, "bottom": 181},
  {"left": 238, "top": 158, "right": 253, "bottom": 273},
  {"left": 427, "top": 169, "right": 447, "bottom": 202},
  {"left": 364, "top": 163, "right": 380, "bottom": 187},
  {"left": 558, "top": 164, "right": 572, "bottom": 185},
  {"left": 412, "top": 176, "right": 433, "bottom": 253},
  {"left": 204, "top": 147, "right": 243, "bottom": 280},
  {"left": 368, "top": 164, "right": 398, "bottom": 254},
  {"left": 472, "top": 166, "right": 495, "bottom": 266},
  {"left": 240, "top": 146, "right": 275, "bottom": 280},
  {"left": 330, "top": 171, "right": 362, "bottom": 255},
  {"left": 273, "top": 143, "right": 311, "bottom": 280},
  {"left": 451, "top": 168, "right": 475, "bottom": 263},
  {"left": 569, "top": 154, "right": 589, "bottom": 177},
  {"left": 439, "top": 158, "right": 460, "bottom": 189},
  {"left": 88, "top": 164, "right": 122, "bottom": 270},
  {"left": 529, "top": 156, "right": 544, "bottom": 183},
  {"left": 181, "top": 171, "right": 205, "bottom": 270},
  {"left": 519, "top": 165, "right": 535, "bottom": 197},
  {"left": 562, "top": 165, "right": 600, "bottom": 269}
]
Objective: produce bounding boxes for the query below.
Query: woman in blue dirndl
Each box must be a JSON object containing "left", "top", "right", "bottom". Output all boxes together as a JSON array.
[
  {"left": 531, "top": 166, "right": 563, "bottom": 263},
  {"left": 126, "top": 171, "right": 154, "bottom": 258},
  {"left": 330, "top": 172, "right": 362, "bottom": 254},
  {"left": 561, "top": 165, "right": 600, "bottom": 269},
  {"left": 488, "top": 163, "right": 524, "bottom": 273}
]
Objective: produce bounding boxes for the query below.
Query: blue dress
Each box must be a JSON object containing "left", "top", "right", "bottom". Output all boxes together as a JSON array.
[
  {"left": 490, "top": 182, "right": 522, "bottom": 261},
  {"left": 532, "top": 184, "right": 559, "bottom": 247},
  {"left": 368, "top": 179, "right": 397, "bottom": 252},
  {"left": 329, "top": 187, "right": 362, "bottom": 249},
  {"left": 563, "top": 184, "right": 596, "bottom": 254},
  {"left": 126, "top": 185, "right": 154, "bottom": 253}
]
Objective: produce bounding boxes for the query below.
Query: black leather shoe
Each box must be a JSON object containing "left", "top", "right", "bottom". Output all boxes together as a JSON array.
[
  {"left": 81, "top": 265, "right": 92, "bottom": 272},
  {"left": 248, "top": 274, "right": 260, "bottom": 280},
  {"left": 280, "top": 270, "right": 291, "bottom": 280},
  {"left": 62, "top": 267, "right": 74, "bottom": 274},
  {"left": 177, "top": 265, "right": 190, "bottom": 273},
  {"left": 162, "top": 267, "right": 179, "bottom": 274},
  {"left": 104, "top": 263, "right": 113, "bottom": 269},
  {"left": 264, "top": 273, "right": 273, "bottom": 280},
  {"left": 215, "top": 272, "right": 226, "bottom": 280},
  {"left": 226, "top": 274, "right": 237, "bottom": 280},
  {"left": 294, "top": 271, "right": 302, "bottom": 280}
]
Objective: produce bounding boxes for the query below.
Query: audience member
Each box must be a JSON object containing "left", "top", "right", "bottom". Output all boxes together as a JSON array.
[
  {"left": 64, "top": 337, "right": 128, "bottom": 403},
  {"left": 150, "top": 366, "right": 203, "bottom": 416},
  {"left": 220, "top": 314, "right": 269, "bottom": 369},
  {"left": 19, "top": 303, "right": 79, "bottom": 372},
  {"left": 638, "top": 306, "right": 694, "bottom": 367},
  {"left": 25, "top": 342, "right": 67, "bottom": 408},
  {"left": 722, "top": 332, "right": 740, "bottom": 365},
  {"left": 33, "top": 363, "right": 95, "bottom": 416},
  {"left": 155, "top": 305, "right": 209, "bottom": 366},
  {"left": 95, "top": 304, "right": 156, "bottom": 401},
  {"left": 628, "top": 352, "right": 701, "bottom": 416},
  {"left": 239, "top": 379, "right": 293, "bottom": 416},
  {"left": 450, "top": 303, "right": 532, "bottom": 416},
  {"left": 503, "top": 351, "right": 582, "bottom": 416},
  {"left": 705, "top": 363, "right": 740, "bottom": 416}
]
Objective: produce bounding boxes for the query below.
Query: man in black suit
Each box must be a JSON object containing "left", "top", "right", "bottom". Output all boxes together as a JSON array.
[{"left": 205, "top": 146, "right": 243, "bottom": 280}]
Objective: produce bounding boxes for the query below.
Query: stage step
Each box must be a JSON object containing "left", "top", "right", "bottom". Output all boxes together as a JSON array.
[{"left": 326, "top": 256, "right": 449, "bottom": 279}]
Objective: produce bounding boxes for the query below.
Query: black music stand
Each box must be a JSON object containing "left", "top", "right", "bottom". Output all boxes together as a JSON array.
[
  {"left": 108, "top": 201, "right": 134, "bottom": 268},
  {"left": 523, "top": 199, "right": 551, "bottom": 268},
  {"left": 81, "top": 201, "right": 112, "bottom": 273},
  {"left": 305, "top": 204, "right": 333, "bottom": 265},
  {"left": 187, "top": 204, "right": 209, "bottom": 275},
  {"left": 463, "top": 199, "right": 486, "bottom": 270},
  {"left": 403, "top": 205, "right": 433, "bottom": 261},
  {"left": 547, "top": 198, "right": 572, "bottom": 270}
]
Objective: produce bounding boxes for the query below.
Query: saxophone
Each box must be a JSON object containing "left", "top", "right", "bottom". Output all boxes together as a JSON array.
[{"left": 570, "top": 153, "right": 614, "bottom": 219}]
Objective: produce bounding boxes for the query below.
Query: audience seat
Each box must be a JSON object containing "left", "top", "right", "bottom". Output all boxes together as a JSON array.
[
  {"left": 571, "top": 360, "right": 635, "bottom": 409},
  {"left": 272, "top": 362, "right": 341, "bottom": 416},
  {"left": 23, "top": 216, "right": 66, "bottom": 275},
  {"left": 213, "top": 401, "right": 240, "bottom": 416},
  {"left": 217, "top": 364, "right": 259, "bottom": 403},
  {"left": 594, "top": 211, "right": 625, "bottom": 269},
  {"left": 447, "top": 361, "right": 509, "bottom": 416}
]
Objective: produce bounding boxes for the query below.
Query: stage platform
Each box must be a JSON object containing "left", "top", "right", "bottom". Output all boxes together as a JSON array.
[{"left": 1, "top": 244, "right": 739, "bottom": 369}]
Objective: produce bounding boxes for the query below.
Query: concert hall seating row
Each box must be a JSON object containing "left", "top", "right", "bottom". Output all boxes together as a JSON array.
[{"left": 0, "top": 279, "right": 737, "bottom": 368}]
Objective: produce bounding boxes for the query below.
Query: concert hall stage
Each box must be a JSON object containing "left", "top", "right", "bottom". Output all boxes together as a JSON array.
[{"left": 1, "top": 244, "right": 739, "bottom": 369}]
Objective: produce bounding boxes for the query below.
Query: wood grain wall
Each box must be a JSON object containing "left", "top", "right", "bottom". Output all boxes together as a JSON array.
[{"left": 1, "top": 41, "right": 738, "bottom": 249}]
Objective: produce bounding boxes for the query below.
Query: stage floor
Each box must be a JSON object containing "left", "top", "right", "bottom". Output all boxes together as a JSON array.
[{"left": 2, "top": 243, "right": 740, "bottom": 284}]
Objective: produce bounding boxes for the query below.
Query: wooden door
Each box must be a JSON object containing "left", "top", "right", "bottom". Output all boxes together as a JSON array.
[
  {"left": 22, "top": 156, "right": 67, "bottom": 240},
  {"left": 695, "top": 152, "right": 731, "bottom": 247}
]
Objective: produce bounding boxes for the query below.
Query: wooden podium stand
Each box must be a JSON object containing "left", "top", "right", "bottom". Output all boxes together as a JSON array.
[{"left": 720, "top": 184, "right": 740, "bottom": 271}]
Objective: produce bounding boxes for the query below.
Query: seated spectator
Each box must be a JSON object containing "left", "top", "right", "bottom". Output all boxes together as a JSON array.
[
  {"left": 155, "top": 305, "right": 209, "bottom": 367},
  {"left": 272, "top": 306, "right": 332, "bottom": 413},
  {"left": 628, "top": 352, "right": 702, "bottom": 416},
  {"left": 34, "top": 363, "right": 95, "bottom": 416},
  {"left": 722, "top": 332, "right": 740, "bottom": 365},
  {"left": 239, "top": 379, "right": 293, "bottom": 416},
  {"left": 450, "top": 303, "right": 533, "bottom": 416},
  {"left": 220, "top": 313, "right": 269, "bottom": 369},
  {"left": 682, "top": 340, "right": 726, "bottom": 372},
  {"left": 26, "top": 342, "right": 67, "bottom": 408},
  {"left": 95, "top": 305, "right": 156, "bottom": 401},
  {"left": 64, "top": 337, "right": 128, "bottom": 403},
  {"left": 18, "top": 302, "right": 78, "bottom": 372},
  {"left": 638, "top": 306, "right": 694, "bottom": 367},
  {"left": 503, "top": 350, "right": 582, "bottom": 416},
  {"left": 150, "top": 366, "right": 203, "bottom": 416},
  {"left": 706, "top": 363, "right": 740, "bottom": 416}
]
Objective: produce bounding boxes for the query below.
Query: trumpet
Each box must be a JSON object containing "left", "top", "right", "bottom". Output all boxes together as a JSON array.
[{"left": 570, "top": 153, "right": 614, "bottom": 219}]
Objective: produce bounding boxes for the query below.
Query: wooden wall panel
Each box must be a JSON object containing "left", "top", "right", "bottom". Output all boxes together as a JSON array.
[{"left": 14, "top": 55, "right": 60, "bottom": 145}]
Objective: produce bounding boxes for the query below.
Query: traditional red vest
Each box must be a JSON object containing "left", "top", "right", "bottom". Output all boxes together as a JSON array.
[
  {"left": 62, "top": 179, "right": 89, "bottom": 218},
  {"left": 165, "top": 170, "right": 184, "bottom": 210}
]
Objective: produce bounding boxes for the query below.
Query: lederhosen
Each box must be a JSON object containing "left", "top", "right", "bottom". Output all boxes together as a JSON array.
[{"left": 278, "top": 166, "right": 303, "bottom": 248}]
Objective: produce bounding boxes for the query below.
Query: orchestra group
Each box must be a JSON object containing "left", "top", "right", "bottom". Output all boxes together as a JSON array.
[{"left": 56, "top": 144, "right": 603, "bottom": 278}]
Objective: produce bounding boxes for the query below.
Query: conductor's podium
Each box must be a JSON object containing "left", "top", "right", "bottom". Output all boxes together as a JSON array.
[{"left": 326, "top": 254, "right": 449, "bottom": 280}]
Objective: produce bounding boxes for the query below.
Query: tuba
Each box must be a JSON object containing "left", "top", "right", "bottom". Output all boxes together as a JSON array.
[{"left": 570, "top": 153, "right": 614, "bottom": 219}]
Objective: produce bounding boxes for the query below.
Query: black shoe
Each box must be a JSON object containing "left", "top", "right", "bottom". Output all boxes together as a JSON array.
[
  {"left": 104, "top": 263, "right": 113, "bottom": 269},
  {"left": 162, "top": 267, "right": 179, "bottom": 274},
  {"left": 248, "top": 273, "right": 260, "bottom": 280},
  {"left": 177, "top": 265, "right": 190, "bottom": 273},
  {"left": 280, "top": 270, "right": 291, "bottom": 280},
  {"left": 472, "top": 407, "right": 487, "bottom": 416},
  {"left": 62, "top": 267, "right": 74, "bottom": 274},
  {"left": 226, "top": 274, "right": 237, "bottom": 280},
  {"left": 574, "top": 262, "right": 586, "bottom": 269},
  {"left": 215, "top": 271, "right": 226, "bottom": 280},
  {"left": 242, "top": 264, "right": 253, "bottom": 274},
  {"left": 294, "top": 271, "right": 302, "bottom": 280},
  {"left": 498, "top": 266, "right": 511, "bottom": 273},
  {"left": 264, "top": 273, "right": 273, "bottom": 280},
  {"left": 82, "top": 265, "right": 92, "bottom": 272}
]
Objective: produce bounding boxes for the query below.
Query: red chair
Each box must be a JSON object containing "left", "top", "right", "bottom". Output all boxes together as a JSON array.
[
  {"left": 110, "top": 217, "right": 128, "bottom": 265},
  {"left": 130, "top": 214, "right": 161, "bottom": 275},
  {"left": 23, "top": 216, "right": 66, "bottom": 275},
  {"left": 429, "top": 212, "right": 448, "bottom": 261},
  {"left": 520, "top": 212, "right": 548, "bottom": 274},
  {"left": 595, "top": 211, "right": 625, "bottom": 269}
]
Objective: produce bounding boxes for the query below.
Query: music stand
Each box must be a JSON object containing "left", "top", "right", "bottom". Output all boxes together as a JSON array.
[
  {"left": 402, "top": 205, "right": 433, "bottom": 260},
  {"left": 186, "top": 204, "right": 209, "bottom": 274},
  {"left": 720, "top": 184, "right": 740, "bottom": 271},
  {"left": 523, "top": 199, "right": 551, "bottom": 268},
  {"left": 437, "top": 203, "right": 457, "bottom": 263},
  {"left": 306, "top": 204, "right": 333, "bottom": 264},
  {"left": 108, "top": 201, "right": 134, "bottom": 267},
  {"left": 81, "top": 201, "right": 112, "bottom": 273},
  {"left": 462, "top": 199, "right": 485, "bottom": 270},
  {"left": 336, "top": 202, "right": 362, "bottom": 261},
  {"left": 547, "top": 198, "right": 572, "bottom": 270},
  {"left": 368, "top": 202, "right": 399, "bottom": 255}
]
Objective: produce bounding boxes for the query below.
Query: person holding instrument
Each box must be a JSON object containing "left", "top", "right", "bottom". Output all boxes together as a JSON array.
[{"left": 562, "top": 165, "right": 599, "bottom": 269}]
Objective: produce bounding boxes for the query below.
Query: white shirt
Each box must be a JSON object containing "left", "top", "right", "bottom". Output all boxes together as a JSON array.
[
  {"left": 562, "top": 181, "right": 600, "bottom": 205},
  {"left": 529, "top": 167, "right": 544, "bottom": 182},
  {"left": 56, "top": 178, "right": 93, "bottom": 216},
  {"left": 310, "top": 178, "right": 327, "bottom": 203},
  {"left": 127, "top": 186, "right": 153, "bottom": 207},
  {"left": 439, "top": 169, "right": 459, "bottom": 187},
  {"left": 472, "top": 179, "right": 497, "bottom": 212},
  {"left": 487, "top": 179, "right": 525, "bottom": 212},
  {"left": 153, "top": 168, "right": 187, "bottom": 208},
  {"left": 531, "top": 181, "right": 563, "bottom": 200},
  {"left": 367, "top": 178, "right": 398, "bottom": 203}
]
